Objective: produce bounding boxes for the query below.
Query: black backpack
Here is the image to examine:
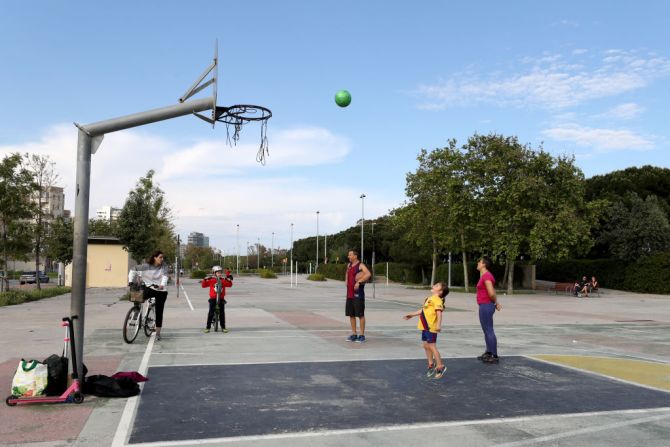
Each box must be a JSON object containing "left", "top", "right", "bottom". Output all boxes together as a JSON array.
[
  {"left": 43, "top": 354, "right": 68, "bottom": 396},
  {"left": 84, "top": 375, "right": 140, "bottom": 397}
]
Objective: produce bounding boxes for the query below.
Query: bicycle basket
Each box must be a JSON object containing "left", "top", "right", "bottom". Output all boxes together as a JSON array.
[{"left": 129, "top": 283, "right": 145, "bottom": 303}]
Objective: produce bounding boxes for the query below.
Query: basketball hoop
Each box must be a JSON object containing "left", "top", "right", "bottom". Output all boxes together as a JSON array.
[
  {"left": 214, "top": 105, "right": 272, "bottom": 165},
  {"left": 183, "top": 41, "right": 273, "bottom": 165}
]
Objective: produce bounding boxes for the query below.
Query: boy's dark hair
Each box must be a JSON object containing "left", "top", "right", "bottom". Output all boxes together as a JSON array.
[{"left": 480, "top": 255, "right": 493, "bottom": 270}]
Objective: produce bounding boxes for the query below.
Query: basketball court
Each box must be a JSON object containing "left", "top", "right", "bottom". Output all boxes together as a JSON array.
[{"left": 95, "top": 275, "right": 670, "bottom": 447}]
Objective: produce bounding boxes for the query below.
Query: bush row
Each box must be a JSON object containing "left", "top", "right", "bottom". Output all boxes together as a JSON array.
[
  {"left": 537, "top": 252, "right": 670, "bottom": 294},
  {"left": 0, "top": 286, "right": 72, "bottom": 307}
]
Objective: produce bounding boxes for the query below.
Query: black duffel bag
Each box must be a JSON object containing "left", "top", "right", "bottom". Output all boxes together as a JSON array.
[
  {"left": 84, "top": 375, "right": 140, "bottom": 397},
  {"left": 43, "top": 354, "right": 68, "bottom": 396}
]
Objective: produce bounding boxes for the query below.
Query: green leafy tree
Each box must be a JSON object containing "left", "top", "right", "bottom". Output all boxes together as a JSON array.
[
  {"left": 599, "top": 193, "right": 670, "bottom": 260},
  {"left": 25, "top": 154, "right": 61, "bottom": 289},
  {"left": 89, "top": 218, "right": 119, "bottom": 237},
  {"left": 43, "top": 217, "right": 74, "bottom": 266},
  {"left": 183, "top": 245, "right": 215, "bottom": 271},
  {"left": 0, "top": 154, "right": 36, "bottom": 291},
  {"left": 117, "top": 170, "right": 176, "bottom": 263}
]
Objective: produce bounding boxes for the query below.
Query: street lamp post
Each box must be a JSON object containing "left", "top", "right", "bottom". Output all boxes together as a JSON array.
[
  {"left": 371, "top": 223, "right": 376, "bottom": 299},
  {"left": 257, "top": 237, "right": 260, "bottom": 270},
  {"left": 271, "top": 232, "right": 274, "bottom": 268},
  {"left": 290, "top": 223, "right": 294, "bottom": 287},
  {"left": 246, "top": 241, "right": 249, "bottom": 270},
  {"left": 236, "top": 224, "right": 240, "bottom": 275},
  {"left": 360, "top": 194, "right": 366, "bottom": 262},
  {"left": 316, "top": 211, "right": 320, "bottom": 272}
]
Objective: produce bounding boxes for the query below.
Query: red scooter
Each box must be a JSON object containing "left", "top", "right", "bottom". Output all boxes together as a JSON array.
[{"left": 6, "top": 316, "right": 84, "bottom": 406}]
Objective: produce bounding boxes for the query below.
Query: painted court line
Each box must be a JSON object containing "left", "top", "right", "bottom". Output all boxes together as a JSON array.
[
  {"left": 111, "top": 333, "right": 156, "bottom": 447},
  {"left": 121, "top": 407, "right": 670, "bottom": 447},
  {"left": 527, "top": 355, "right": 670, "bottom": 395},
  {"left": 494, "top": 412, "right": 670, "bottom": 447},
  {"left": 180, "top": 284, "right": 194, "bottom": 311}
]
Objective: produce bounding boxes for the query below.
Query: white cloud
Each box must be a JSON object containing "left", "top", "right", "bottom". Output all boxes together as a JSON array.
[
  {"left": 596, "top": 102, "right": 644, "bottom": 120},
  {"left": 0, "top": 124, "right": 388, "bottom": 250},
  {"left": 541, "top": 124, "right": 654, "bottom": 152},
  {"left": 415, "top": 50, "right": 670, "bottom": 110}
]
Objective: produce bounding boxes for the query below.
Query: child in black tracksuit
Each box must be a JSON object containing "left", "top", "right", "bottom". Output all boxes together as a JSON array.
[{"left": 201, "top": 266, "right": 233, "bottom": 332}]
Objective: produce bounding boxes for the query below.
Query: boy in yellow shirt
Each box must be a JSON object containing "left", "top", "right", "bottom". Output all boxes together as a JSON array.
[{"left": 404, "top": 282, "right": 449, "bottom": 379}]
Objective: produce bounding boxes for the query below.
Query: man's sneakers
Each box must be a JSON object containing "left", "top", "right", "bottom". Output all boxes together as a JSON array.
[
  {"left": 346, "top": 334, "right": 358, "bottom": 342},
  {"left": 222, "top": 328, "right": 229, "bottom": 333},
  {"left": 355, "top": 335, "right": 366, "bottom": 343},
  {"left": 434, "top": 366, "right": 447, "bottom": 379},
  {"left": 483, "top": 355, "right": 500, "bottom": 364},
  {"left": 426, "top": 364, "right": 436, "bottom": 378},
  {"left": 477, "top": 352, "right": 492, "bottom": 361},
  {"left": 203, "top": 328, "right": 210, "bottom": 333}
]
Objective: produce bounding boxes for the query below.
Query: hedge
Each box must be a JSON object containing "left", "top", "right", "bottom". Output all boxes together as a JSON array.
[
  {"left": 537, "top": 252, "right": 670, "bottom": 295},
  {"left": 0, "top": 286, "right": 72, "bottom": 307}
]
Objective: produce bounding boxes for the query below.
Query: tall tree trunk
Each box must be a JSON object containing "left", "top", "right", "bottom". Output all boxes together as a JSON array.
[
  {"left": 430, "top": 236, "right": 437, "bottom": 286},
  {"left": 501, "top": 259, "right": 509, "bottom": 290},
  {"left": 507, "top": 259, "right": 515, "bottom": 295},
  {"left": 460, "top": 228, "right": 469, "bottom": 293}
]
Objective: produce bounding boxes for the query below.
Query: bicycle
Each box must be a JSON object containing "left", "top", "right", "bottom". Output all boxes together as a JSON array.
[
  {"left": 211, "top": 295, "right": 227, "bottom": 332},
  {"left": 123, "top": 282, "right": 157, "bottom": 344}
]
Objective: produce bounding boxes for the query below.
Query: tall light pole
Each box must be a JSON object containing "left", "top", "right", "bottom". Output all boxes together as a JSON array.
[
  {"left": 324, "top": 234, "right": 327, "bottom": 264},
  {"left": 246, "top": 241, "right": 249, "bottom": 270},
  {"left": 290, "top": 223, "right": 294, "bottom": 287},
  {"left": 360, "top": 194, "right": 366, "bottom": 262},
  {"left": 257, "top": 237, "right": 260, "bottom": 270},
  {"left": 236, "top": 224, "right": 240, "bottom": 275},
  {"left": 371, "top": 222, "right": 376, "bottom": 299},
  {"left": 271, "top": 232, "right": 275, "bottom": 268},
  {"left": 316, "top": 211, "right": 320, "bottom": 272}
]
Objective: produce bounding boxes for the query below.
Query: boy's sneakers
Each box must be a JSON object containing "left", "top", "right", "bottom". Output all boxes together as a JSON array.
[
  {"left": 222, "top": 328, "right": 229, "bottom": 333},
  {"left": 434, "top": 366, "right": 447, "bottom": 379},
  {"left": 346, "top": 334, "right": 358, "bottom": 342},
  {"left": 426, "top": 364, "right": 436, "bottom": 378},
  {"left": 355, "top": 335, "right": 366, "bottom": 343},
  {"left": 203, "top": 328, "right": 210, "bottom": 333}
]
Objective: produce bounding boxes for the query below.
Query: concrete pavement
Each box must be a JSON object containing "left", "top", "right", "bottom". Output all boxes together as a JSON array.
[{"left": 1, "top": 275, "right": 669, "bottom": 446}]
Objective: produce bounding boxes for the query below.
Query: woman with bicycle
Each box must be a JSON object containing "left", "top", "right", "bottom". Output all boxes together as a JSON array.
[
  {"left": 128, "top": 250, "right": 169, "bottom": 341},
  {"left": 201, "top": 265, "right": 233, "bottom": 333}
]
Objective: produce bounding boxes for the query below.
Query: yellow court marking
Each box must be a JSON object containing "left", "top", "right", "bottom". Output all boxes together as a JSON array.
[{"left": 533, "top": 355, "right": 670, "bottom": 392}]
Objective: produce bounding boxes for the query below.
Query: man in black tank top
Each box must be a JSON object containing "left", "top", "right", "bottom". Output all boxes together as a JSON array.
[{"left": 345, "top": 250, "right": 371, "bottom": 342}]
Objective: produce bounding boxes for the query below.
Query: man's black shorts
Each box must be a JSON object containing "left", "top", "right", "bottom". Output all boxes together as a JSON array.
[{"left": 345, "top": 298, "right": 365, "bottom": 317}]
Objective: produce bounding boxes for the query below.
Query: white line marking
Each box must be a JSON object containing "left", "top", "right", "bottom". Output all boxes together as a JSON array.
[
  {"left": 117, "top": 407, "right": 670, "bottom": 447},
  {"left": 111, "top": 334, "right": 155, "bottom": 447},
  {"left": 527, "top": 355, "right": 670, "bottom": 395},
  {"left": 180, "top": 284, "right": 194, "bottom": 311},
  {"left": 494, "top": 412, "right": 670, "bottom": 446},
  {"left": 149, "top": 356, "right": 428, "bottom": 368}
]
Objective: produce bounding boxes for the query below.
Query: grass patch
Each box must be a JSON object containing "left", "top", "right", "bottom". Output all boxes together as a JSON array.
[
  {"left": 259, "top": 269, "right": 277, "bottom": 279},
  {"left": 0, "top": 286, "right": 71, "bottom": 307},
  {"left": 307, "top": 273, "right": 327, "bottom": 281}
]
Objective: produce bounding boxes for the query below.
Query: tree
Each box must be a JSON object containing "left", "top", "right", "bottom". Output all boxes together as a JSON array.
[
  {"left": 183, "top": 245, "right": 215, "bottom": 271},
  {"left": 599, "top": 193, "right": 670, "bottom": 260},
  {"left": 43, "top": 217, "right": 74, "bottom": 266},
  {"left": 89, "top": 218, "right": 119, "bottom": 237},
  {"left": 0, "top": 154, "right": 36, "bottom": 291},
  {"left": 25, "top": 154, "right": 61, "bottom": 289},
  {"left": 117, "top": 170, "right": 176, "bottom": 263}
]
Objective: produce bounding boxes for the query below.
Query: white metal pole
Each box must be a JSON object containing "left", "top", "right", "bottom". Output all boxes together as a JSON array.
[
  {"left": 271, "top": 232, "right": 274, "bottom": 269},
  {"left": 448, "top": 251, "right": 452, "bottom": 288},
  {"left": 290, "top": 223, "right": 294, "bottom": 287},
  {"left": 236, "top": 224, "right": 240, "bottom": 275},
  {"left": 324, "top": 234, "right": 327, "bottom": 264},
  {"left": 257, "top": 237, "right": 260, "bottom": 270},
  {"left": 316, "top": 211, "right": 319, "bottom": 272},
  {"left": 386, "top": 262, "right": 389, "bottom": 287},
  {"left": 360, "top": 194, "right": 365, "bottom": 262}
]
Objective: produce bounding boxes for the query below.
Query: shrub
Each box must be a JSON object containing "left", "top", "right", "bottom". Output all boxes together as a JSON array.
[
  {"left": 190, "top": 269, "right": 208, "bottom": 279},
  {"left": 316, "top": 264, "right": 347, "bottom": 281},
  {"left": 259, "top": 269, "right": 277, "bottom": 279},
  {"left": 0, "top": 286, "right": 71, "bottom": 307},
  {"left": 307, "top": 273, "right": 326, "bottom": 281}
]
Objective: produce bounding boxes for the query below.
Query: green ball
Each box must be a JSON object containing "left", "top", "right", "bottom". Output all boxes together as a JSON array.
[{"left": 335, "top": 90, "right": 352, "bottom": 107}]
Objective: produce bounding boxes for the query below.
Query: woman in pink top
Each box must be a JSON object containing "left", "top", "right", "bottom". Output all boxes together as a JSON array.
[{"left": 476, "top": 256, "right": 502, "bottom": 364}]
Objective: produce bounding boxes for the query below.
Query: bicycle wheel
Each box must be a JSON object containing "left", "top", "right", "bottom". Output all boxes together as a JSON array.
[
  {"left": 123, "top": 306, "right": 141, "bottom": 344},
  {"left": 144, "top": 304, "right": 156, "bottom": 337}
]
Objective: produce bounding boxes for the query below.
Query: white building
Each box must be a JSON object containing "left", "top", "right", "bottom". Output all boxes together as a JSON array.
[{"left": 96, "top": 206, "right": 122, "bottom": 222}]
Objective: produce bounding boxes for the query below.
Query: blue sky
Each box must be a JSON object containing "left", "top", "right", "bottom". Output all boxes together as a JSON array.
[{"left": 1, "top": 1, "right": 669, "bottom": 255}]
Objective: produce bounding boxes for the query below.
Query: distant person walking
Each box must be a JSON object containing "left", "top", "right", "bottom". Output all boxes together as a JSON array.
[
  {"left": 128, "top": 250, "right": 169, "bottom": 341},
  {"left": 476, "top": 256, "right": 502, "bottom": 364},
  {"left": 345, "top": 249, "right": 371, "bottom": 343}
]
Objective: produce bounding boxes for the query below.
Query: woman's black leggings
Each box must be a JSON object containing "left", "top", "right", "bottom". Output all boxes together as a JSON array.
[{"left": 144, "top": 287, "right": 168, "bottom": 328}]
